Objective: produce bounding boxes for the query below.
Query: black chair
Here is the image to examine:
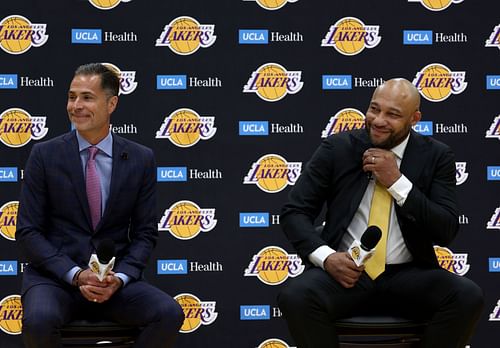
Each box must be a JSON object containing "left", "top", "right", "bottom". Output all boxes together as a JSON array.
[
  {"left": 60, "top": 319, "right": 140, "bottom": 348},
  {"left": 335, "top": 315, "right": 426, "bottom": 348}
]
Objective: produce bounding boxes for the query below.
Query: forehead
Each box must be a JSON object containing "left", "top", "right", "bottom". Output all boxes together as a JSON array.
[
  {"left": 370, "top": 84, "right": 414, "bottom": 112},
  {"left": 68, "top": 74, "right": 103, "bottom": 94}
]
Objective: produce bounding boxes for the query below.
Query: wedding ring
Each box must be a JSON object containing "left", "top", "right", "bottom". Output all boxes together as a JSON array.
[{"left": 93, "top": 298, "right": 97, "bottom": 303}]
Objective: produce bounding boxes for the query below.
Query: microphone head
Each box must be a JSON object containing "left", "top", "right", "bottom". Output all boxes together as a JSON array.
[
  {"left": 360, "top": 226, "right": 382, "bottom": 250},
  {"left": 96, "top": 239, "right": 115, "bottom": 264}
]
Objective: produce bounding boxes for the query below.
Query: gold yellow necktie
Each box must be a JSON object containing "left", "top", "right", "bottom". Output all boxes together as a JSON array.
[{"left": 365, "top": 181, "right": 392, "bottom": 279}]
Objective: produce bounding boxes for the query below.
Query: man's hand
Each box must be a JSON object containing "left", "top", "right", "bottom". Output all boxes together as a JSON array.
[
  {"left": 78, "top": 269, "right": 123, "bottom": 303},
  {"left": 323, "top": 252, "right": 364, "bottom": 288},
  {"left": 362, "top": 148, "right": 401, "bottom": 187}
]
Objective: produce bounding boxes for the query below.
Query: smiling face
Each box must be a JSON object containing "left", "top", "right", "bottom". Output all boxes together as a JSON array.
[
  {"left": 365, "top": 78, "right": 422, "bottom": 149},
  {"left": 67, "top": 73, "right": 118, "bottom": 144}
]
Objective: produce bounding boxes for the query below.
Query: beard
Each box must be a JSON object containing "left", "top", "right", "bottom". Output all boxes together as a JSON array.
[{"left": 366, "top": 124, "right": 411, "bottom": 149}]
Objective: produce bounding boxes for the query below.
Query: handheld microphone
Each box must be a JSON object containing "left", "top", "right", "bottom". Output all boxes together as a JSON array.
[
  {"left": 348, "top": 226, "right": 382, "bottom": 266},
  {"left": 88, "top": 239, "right": 116, "bottom": 281}
]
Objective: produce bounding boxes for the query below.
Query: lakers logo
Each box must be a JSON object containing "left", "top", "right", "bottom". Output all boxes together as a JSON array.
[
  {"left": 0, "top": 201, "right": 18, "bottom": 241},
  {"left": 156, "top": 108, "right": 216, "bottom": 148},
  {"left": 88, "top": 0, "right": 131, "bottom": 10},
  {"left": 434, "top": 246, "right": 470, "bottom": 276},
  {"left": 258, "top": 338, "right": 296, "bottom": 348},
  {"left": 486, "top": 25, "right": 500, "bottom": 50},
  {"left": 487, "top": 207, "right": 500, "bottom": 230},
  {"left": 243, "top": 63, "right": 304, "bottom": 102},
  {"left": 321, "top": 108, "right": 365, "bottom": 138},
  {"left": 102, "top": 63, "right": 137, "bottom": 95},
  {"left": 408, "top": 0, "right": 464, "bottom": 11},
  {"left": 321, "top": 17, "right": 381, "bottom": 56},
  {"left": 413, "top": 63, "right": 467, "bottom": 102},
  {"left": 174, "top": 293, "right": 217, "bottom": 333},
  {"left": 243, "top": 0, "right": 298, "bottom": 11},
  {"left": 0, "top": 15, "right": 48, "bottom": 55},
  {"left": 158, "top": 200, "right": 217, "bottom": 240},
  {"left": 0, "top": 295, "right": 22, "bottom": 335},
  {"left": 156, "top": 16, "right": 216, "bottom": 55},
  {"left": 0, "top": 108, "right": 48, "bottom": 148},
  {"left": 486, "top": 115, "right": 500, "bottom": 140},
  {"left": 243, "top": 154, "right": 302, "bottom": 193},
  {"left": 244, "top": 246, "right": 304, "bottom": 285}
]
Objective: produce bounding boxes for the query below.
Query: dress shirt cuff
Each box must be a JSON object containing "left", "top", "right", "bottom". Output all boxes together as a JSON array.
[
  {"left": 388, "top": 174, "right": 413, "bottom": 206},
  {"left": 65, "top": 266, "right": 81, "bottom": 285},
  {"left": 308, "top": 245, "right": 336, "bottom": 270},
  {"left": 115, "top": 272, "right": 130, "bottom": 287}
]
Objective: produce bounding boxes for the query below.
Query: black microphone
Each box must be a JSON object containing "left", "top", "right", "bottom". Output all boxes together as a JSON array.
[
  {"left": 348, "top": 226, "right": 382, "bottom": 266},
  {"left": 121, "top": 152, "right": 128, "bottom": 160},
  {"left": 88, "top": 239, "right": 116, "bottom": 281}
]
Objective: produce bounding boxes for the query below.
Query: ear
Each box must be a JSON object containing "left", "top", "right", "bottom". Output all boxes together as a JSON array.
[
  {"left": 411, "top": 110, "right": 422, "bottom": 126},
  {"left": 107, "top": 95, "right": 118, "bottom": 114}
]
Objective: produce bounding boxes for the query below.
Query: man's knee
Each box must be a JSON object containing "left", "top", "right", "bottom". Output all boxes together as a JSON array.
[
  {"left": 278, "top": 279, "right": 312, "bottom": 315},
  {"left": 454, "top": 278, "right": 484, "bottom": 316},
  {"left": 22, "top": 310, "right": 61, "bottom": 340},
  {"left": 156, "top": 296, "right": 185, "bottom": 331}
]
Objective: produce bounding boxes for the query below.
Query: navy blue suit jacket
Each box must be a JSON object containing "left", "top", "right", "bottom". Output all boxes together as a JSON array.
[
  {"left": 280, "top": 129, "right": 459, "bottom": 268},
  {"left": 17, "top": 131, "right": 158, "bottom": 294}
]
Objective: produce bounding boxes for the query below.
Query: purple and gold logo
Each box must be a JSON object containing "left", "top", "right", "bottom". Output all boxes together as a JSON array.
[
  {"left": 434, "top": 246, "right": 470, "bottom": 276},
  {"left": 102, "top": 63, "right": 137, "bottom": 95},
  {"left": 243, "top": 0, "right": 298, "bottom": 11},
  {"left": 88, "top": 0, "right": 131, "bottom": 10},
  {"left": 156, "top": 16, "right": 216, "bottom": 55},
  {"left": 486, "top": 115, "right": 500, "bottom": 140},
  {"left": 174, "top": 293, "right": 217, "bottom": 333},
  {"left": 0, "top": 201, "right": 18, "bottom": 241},
  {"left": 244, "top": 154, "right": 301, "bottom": 193},
  {"left": 408, "top": 0, "right": 463, "bottom": 11},
  {"left": 243, "top": 63, "right": 303, "bottom": 102},
  {"left": 244, "top": 246, "right": 304, "bottom": 285},
  {"left": 0, "top": 295, "right": 22, "bottom": 335},
  {"left": 158, "top": 200, "right": 217, "bottom": 240},
  {"left": 413, "top": 63, "right": 467, "bottom": 102},
  {"left": 0, "top": 108, "right": 48, "bottom": 148},
  {"left": 0, "top": 15, "right": 48, "bottom": 55},
  {"left": 321, "top": 17, "right": 381, "bottom": 56},
  {"left": 321, "top": 108, "right": 365, "bottom": 138},
  {"left": 485, "top": 24, "right": 500, "bottom": 50},
  {"left": 156, "top": 108, "right": 216, "bottom": 148}
]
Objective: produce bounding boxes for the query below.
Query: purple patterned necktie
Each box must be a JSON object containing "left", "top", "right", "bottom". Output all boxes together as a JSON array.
[{"left": 86, "top": 146, "right": 101, "bottom": 230}]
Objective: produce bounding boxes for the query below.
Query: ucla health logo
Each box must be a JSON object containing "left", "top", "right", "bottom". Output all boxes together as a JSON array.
[
  {"left": 244, "top": 154, "right": 301, "bottom": 193},
  {"left": 413, "top": 63, "right": 467, "bottom": 102},
  {"left": 321, "top": 17, "right": 381, "bottom": 56},
  {"left": 486, "top": 115, "right": 500, "bottom": 140},
  {"left": 0, "top": 294, "right": 22, "bottom": 335},
  {"left": 487, "top": 207, "right": 500, "bottom": 230},
  {"left": 102, "top": 63, "right": 137, "bottom": 95},
  {"left": 455, "top": 162, "right": 468, "bottom": 185},
  {"left": 407, "top": 0, "right": 463, "bottom": 11},
  {"left": 174, "top": 293, "right": 217, "bottom": 333},
  {"left": 434, "top": 246, "right": 470, "bottom": 276},
  {"left": 0, "top": 108, "right": 48, "bottom": 148},
  {"left": 321, "top": 108, "right": 365, "bottom": 138},
  {"left": 243, "top": 0, "right": 298, "bottom": 10},
  {"left": 158, "top": 200, "right": 217, "bottom": 240},
  {"left": 0, "top": 168, "right": 18, "bottom": 182},
  {"left": 257, "top": 339, "right": 296, "bottom": 348},
  {"left": 488, "top": 166, "right": 500, "bottom": 181},
  {"left": 485, "top": 24, "right": 500, "bottom": 50},
  {"left": 244, "top": 246, "right": 304, "bottom": 285},
  {"left": 243, "top": 63, "right": 303, "bottom": 102},
  {"left": 403, "top": 30, "right": 433, "bottom": 45},
  {"left": 156, "top": 108, "right": 216, "bottom": 148},
  {"left": 0, "top": 261, "right": 17, "bottom": 276},
  {"left": 0, "top": 15, "right": 48, "bottom": 55},
  {"left": 88, "top": 0, "right": 131, "bottom": 10},
  {"left": 156, "top": 16, "right": 216, "bottom": 55}
]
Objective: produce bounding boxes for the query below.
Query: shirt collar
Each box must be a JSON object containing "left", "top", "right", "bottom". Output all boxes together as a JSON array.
[
  {"left": 76, "top": 131, "right": 113, "bottom": 157},
  {"left": 390, "top": 133, "right": 410, "bottom": 160}
]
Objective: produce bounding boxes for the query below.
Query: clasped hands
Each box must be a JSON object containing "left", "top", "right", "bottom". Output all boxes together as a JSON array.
[{"left": 77, "top": 269, "right": 123, "bottom": 303}]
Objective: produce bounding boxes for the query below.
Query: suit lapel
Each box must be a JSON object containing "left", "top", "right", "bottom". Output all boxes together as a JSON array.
[
  {"left": 99, "top": 135, "right": 128, "bottom": 228},
  {"left": 63, "top": 131, "right": 93, "bottom": 230},
  {"left": 400, "top": 131, "right": 431, "bottom": 183}
]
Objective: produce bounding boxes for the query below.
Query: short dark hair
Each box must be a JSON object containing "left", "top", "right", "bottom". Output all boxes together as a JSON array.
[{"left": 74, "top": 63, "right": 120, "bottom": 97}]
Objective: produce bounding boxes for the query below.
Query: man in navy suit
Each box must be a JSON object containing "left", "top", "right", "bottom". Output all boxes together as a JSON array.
[
  {"left": 278, "top": 78, "right": 483, "bottom": 347},
  {"left": 17, "top": 63, "right": 184, "bottom": 348}
]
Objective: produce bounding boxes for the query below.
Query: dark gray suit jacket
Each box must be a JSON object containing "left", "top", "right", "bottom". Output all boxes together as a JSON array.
[
  {"left": 17, "top": 131, "right": 158, "bottom": 294},
  {"left": 280, "top": 129, "right": 458, "bottom": 268}
]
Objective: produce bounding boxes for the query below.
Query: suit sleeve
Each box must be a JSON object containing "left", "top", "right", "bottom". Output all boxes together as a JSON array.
[
  {"left": 16, "top": 144, "right": 77, "bottom": 280},
  {"left": 398, "top": 145, "right": 459, "bottom": 246},
  {"left": 280, "top": 138, "right": 335, "bottom": 259},
  {"left": 114, "top": 148, "right": 158, "bottom": 280}
]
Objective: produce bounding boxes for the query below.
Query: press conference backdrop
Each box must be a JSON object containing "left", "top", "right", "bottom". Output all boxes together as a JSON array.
[{"left": 0, "top": 0, "right": 499, "bottom": 347}]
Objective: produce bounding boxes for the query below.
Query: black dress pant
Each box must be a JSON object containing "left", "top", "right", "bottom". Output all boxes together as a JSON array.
[{"left": 278, "top": 264, "right": 483, "bottom": 348}]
